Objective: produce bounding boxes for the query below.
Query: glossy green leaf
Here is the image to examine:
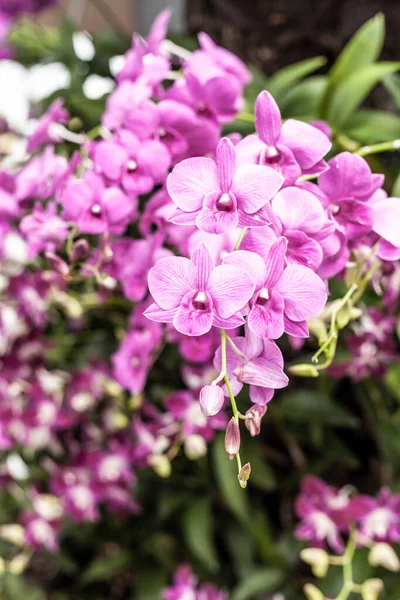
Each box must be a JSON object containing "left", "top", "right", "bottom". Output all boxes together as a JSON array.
[
  {"left": 329, "top": 13, "right": 385, "bottom": 85},
  {"left": 280, "top": 76, "right": 327, "bottom": 118},
  {"left": 212, "top": 434, "right": 249, "bottom": 521},
  {"left": 344, "top": 109, "right": 400, "bottom": 143},
  {"left": 183, "top": 497, "right": 219, "bottom": 571},
  {"left": 327, "top": 62, "right": 400, "bottom": 128},
  {"left": 383, "top": 73, "right": 400, "bottom": 110},
  {"left": 267, "top": 56, "right": 327, "bottom": 102},
  {"left": 279, "top": 391, "right": 359, "bottom": 427},
  {"left": 80, "top": 550, "right": 132, "bottom": 584},
  {"left": 231, "top": 569, "right": 284, "bottom": 600}
]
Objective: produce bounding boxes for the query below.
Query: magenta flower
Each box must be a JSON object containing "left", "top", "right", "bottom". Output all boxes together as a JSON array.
[
  {"left": 195, "top": 32, "right": 251, "bottom": 86},
  {"left": 60, "top": 171, "right": 136, "bottom": 235},
  {"left": 19, "top": 202, "right": 68, "bottom": 258},
  {"left": 236, "top": 91, "right": 331, "bottom": 185},
  {"left": 167, "top": 137, "right": 283, "bottom": 233},
  {"left": 144, "top": 242, "right": 255, "bottom": 336},
  {"left": 27, "top": 98, "right": 69, "bottom": 153},
  {"left": 318, "top": 152, "right": 383, "bottom": 239},
  {"left": 295, "top": 475, "right": 353, "bottom": 552},
  {"left": 214, "top": 326, "right": 289, "bottom": 405},
  {"left": 22, "top": 511, "right": 60, "bottom": 551},
  {"left": 224, "top": 237, "right": 327, "bottom": 339},
  {"left": 370, "top": 194, "right": 400, "bottom": 260},
  {"left": 242, "top": 186, "right": 333, "bottom": 271},
  {"left": 350, "top": 488, "right": 400, "bottom": 544},
  {"left": 93, "top": 129, "right": 171, "bottom": 195}
]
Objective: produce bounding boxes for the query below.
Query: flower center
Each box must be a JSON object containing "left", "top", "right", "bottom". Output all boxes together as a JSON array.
[
  {"left": 329, "top": 203, "right": 340, "bottom": 215},
  {"left": 91, "top": 203, "right": 102, "bottom": 216},
  {"left": 216, "top": 192, "right": 234, "bottom": 212},
  {"left": 192, "top": 290, "right": 209, "bottom": 311},
  {"left": 127, "top": 159, "right": 137, "bottom": 172},
  {"left": 256, "top": 287, "right": 269, "bottom": 306},
  {"left": 262, "top": 145, "right": 281, "bottom": 165}
]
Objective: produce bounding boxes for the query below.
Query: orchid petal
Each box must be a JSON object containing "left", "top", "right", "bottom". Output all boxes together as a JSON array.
[
  {"left": 280, "top": 119, "right": 331, "bottom": 169},
  {"left": 216, "top": 137, "right": 236, "bottom": 192},
  {"left": 372, "top": 197, "right": 400, "bottom": 247},
  {"left": 223, "top": 249, "right": 267, "bottom": 288},
  {"left": 190, "top": 242, "right": 213, "bottom": 290},
  {"left": 148, "top": 256, "right": 195, "bottom": 310},
  {"left": 232, "top": 164, "right": 283, "bottom": 214},
  {"left": 166, "top": 157, "right": 219, "bottom": 211},
  {"left": 207, "top": 264, "right": 255, "bottom": 318},
  {"left": 264, "top": 237, "right": 288, "bottom": 288},
  {"left": 254, "top": 91, "right": 281, "bottom": 146},
  {"left": 272, "top": 187, "right": 326, "bottom": 234},
  {"left": 275, "top": 264, "right": 327, "bottom": 321},
  {"left": 173, "top": 290, "right": 213, "bottom": 336}
]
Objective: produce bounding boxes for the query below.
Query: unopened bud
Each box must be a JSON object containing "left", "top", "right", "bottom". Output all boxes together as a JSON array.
[
  {"left": 244, "top": 404, "right": 267, "bottom": 437},
  {"left": 369, "top": 542, "right": 400, "bottom": 572},
  {"left": 225, "top": 417, "right": 240, "bottom": 459},
  {"left": 8, "top": 552, "right": 30, "bottom": 575},
  {"left": 300, "top": 548, "right": 329, "bottom": 578},
  {"left": 148, "top": 454, "right": 171, "bottom": 478},
  {"left": 361, "top": 578, "right": 384, "bottom": 600},
  {"left": 199, "top": 385, "right": 224, "bottom": 416},
  {"left": 45, "top": 252, "right": 69, "bottom": 277},
  {"left": 238, "top": 462, "right": 251, "bottom": 489},
  {"left": 71, "top": 239, "right": 90, "bottom": 262},
  {"left": 0, "top": 524, "right": 24, "bottom": 547},
  {"left": 336, "top": 304, "right": 352, "bottom": 329},
  {"left": 288, "top": 363, "right": 319, "bottom": 377},
  {"left": 184, "top": 434, "right": 207, "bottom": 460},
  {"left": 303, "top": 583, "right": 324, "bottom": 600}
]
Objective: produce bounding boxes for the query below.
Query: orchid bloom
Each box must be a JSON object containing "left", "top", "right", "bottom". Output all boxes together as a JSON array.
[{"left": 167, "top": 136, "right": 283, "bottom": 233}]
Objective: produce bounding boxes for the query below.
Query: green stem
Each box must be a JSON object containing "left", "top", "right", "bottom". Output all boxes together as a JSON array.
[
  {"left": 356, "top": 139, "right": 400, "bottom": 157},
  {"left": 226, "top": 334, "right": 248, "bottom": 362},
  {"left": 335, "top": 535, "right": 356, "bottom": 600},
  {"left": 235, "top": 227, "right": 248, "bottom": 250}
]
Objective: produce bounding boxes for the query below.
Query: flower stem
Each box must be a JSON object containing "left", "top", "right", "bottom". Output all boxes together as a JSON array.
[
  {"left": 356, "top": 139, "right": 400, "bottom": 157},
  {"left": 235, "top": 227, "right": 248, "bottom": 250},
  {"left": 335, "top": 535, "right": 356, "bottom": 600}
]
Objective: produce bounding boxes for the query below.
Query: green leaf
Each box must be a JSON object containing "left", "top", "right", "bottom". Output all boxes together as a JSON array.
[
  {"left": 383, "top": 73, "right": 400, "bottom": 110},
  {"left": 344, "top": 109, "right": 400, "bottom": 144},
  {"left": 392, "top": 172, "right": 400, "bottom": 197},
  {"left": 384, "top": 363, "right": 400, "bottom": 401},
  {"left": 327, "top": 62, "right": 400, "bottom": 128},
  {"left": 280, "top": 76, "right": 327, "bottom": 118},
  {"left": 80, "top": 550, "right": 132, "bottom": 585},
  {"left": 242, "top": 439, "right": 276, "bottom": 491},
  {"left": 267, "top": 56, "right": 327, "bottom": 102},
  {"left": 329, "top": 13, "right": 385, "bottom": 85},
  {"left": 377, "top": 419, "right": 400, "bottom": 469},
  {"left": 231, "top": 568, "right": 284, "bottom": 600},
  {"left": 134, "top": 568, "right": 169, "bottom": 600},
  {"left": 183, "top": 497, "right": 219, "bottom": 571},
  {"left": 278, "top": 391, "right": 359, "bottom": 427},
  {"left": 212, "top": 434, "right": 249, "bottom": 521},
  {"left": 320, "top": 13, "right": 385, "bottom": 118}
]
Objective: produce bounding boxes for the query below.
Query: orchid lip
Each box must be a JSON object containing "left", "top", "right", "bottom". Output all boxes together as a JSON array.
[
  {"left": 216, "top": 192, "right": 234, "bottom": 212},
  {"left": 261, "top": 145, "right": 281, "bottom": 165},
  {"left": 127, "top": 159, "right": 137, "bottom": 172},
  {"left": 192, "top": 290, "right": 209, "bottom": 311},
  {"left": 91, "top": 203, "right": 102, "bottom": 216},
  {"left": 256, "top": 287, "right": 269, "bottom": 306}
]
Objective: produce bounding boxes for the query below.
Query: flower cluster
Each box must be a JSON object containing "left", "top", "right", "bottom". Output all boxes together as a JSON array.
[
  {"left": 162, "top": 564, "right": 227, "bottom": 600},
  {"left": 295, "top": 475, "right": 400, "bottom": 552},
  {"left": 1, "top": 8, "right": 400, "bottom": 556}
]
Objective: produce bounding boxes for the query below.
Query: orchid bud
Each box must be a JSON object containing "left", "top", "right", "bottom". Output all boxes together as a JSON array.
[
  {"left": 184, "top": 434, "right": 207, "bottom": 460},
  {"left": 148, "top": 454, "right": 171, "bottom": 478},
  {"left": 71, "top": 239, "right": 90, "bottom": 262},
  {"left": 238, "top": 462, "right": 251, "bottom": 489},
  {"left": 361, "top": 578, "right": 384, "bottom": 600},
  {"left": 303, "top": 583, "right": 324, "bottom": 600},
  {"left": 244, "top": 404, "right": 267, "bottom": 437},
  {"left": 45, "top": 252, "right": 69, "bottom": 277},
  {"left": 199, "top": 385, "right": 224, "bottom": 416},
  {"left": 288, "top": 363, "right": 319, "bottom": 377},
  {"left": 0, "top": 524, "right": 24, "bottom": 547},
  {"left": 369, "top": 542, "right": 400, "bottom": 571},
  {"left": 225, "top": 417, "right": 240, "bottom": 459},
  {"left": 8, "top": 552, "right": 30, "bottom": 575},
  {"left": 300, "top": 548, "right": 329, "bottom": 578}
]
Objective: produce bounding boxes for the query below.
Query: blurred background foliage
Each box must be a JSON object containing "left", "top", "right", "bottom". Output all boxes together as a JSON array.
[{"left": 2, "top": 10, "right": 400, "bottom": 600}]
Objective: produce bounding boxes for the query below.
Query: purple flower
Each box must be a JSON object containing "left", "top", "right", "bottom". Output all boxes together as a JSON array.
[
  {"left": 22, "top": 511, "right": 60, "bottom": 551},
  {"left": 370, "top": 194, "right": 400, "bottom": 260},
  {"left": 224, "top": 237, "right": 327, "bottom": 339},
  {"left": 318, "top": 152, "right": 383, "bottom": 240},
  {"left": 236, "top": 91, "right": 331, "bottom": 185},
  {"left": 295, "top": 475, "right": 353, "bottom": 552},
  {"left": 144, "top": 242, "right": 255, "bottom": 336},
  {"left": 350, "top": 488, "right": 400, "bottom": 544},
  {"left": 27, "top": 98, "right": 69, "bottom": 153},
  {"left": 60, "top": 171, "right": 136, "bottom": 234},
  {"left": 242, "top": 186, "right": 333, "bottom": 271},
  {"left": 165, "top": 390, "right": 226, "bottom": 441},
  {"left": 19, "top": 202, "right": 68, "bottom": 257},
  {"left": 92, "top": 128, "right": 171, "bottom": 195},
  {"left": 194, "top": 32, "right": 251, "bottom": 86},
  {"left": 214, "top": 326, "right": 289, "bottom": 405},
  {"left": 167, "top": 137, "right": 283, "bottom": 233}
]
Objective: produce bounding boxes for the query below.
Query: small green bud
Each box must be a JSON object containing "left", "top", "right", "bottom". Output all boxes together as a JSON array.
[
  {"left": 369, "top": 542, "right": 400, "bottom": 571},
  {"left": 303, "top": 583, "right": 324, "bottom": 600},
  {"left": 361, "top": 578, "right": 384, "bottom": 600},
  {"left": 238, "top": 463, "right": 251, "bottom": 489},
  {"left": 300, "top": 548, "right": 329, "bottom": 578},
  {"left": 148, "top": 454, "right": 171, "bottom": 478},
  {"left": 288, "top": 364, "right": 319, "bottom": 378}
]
